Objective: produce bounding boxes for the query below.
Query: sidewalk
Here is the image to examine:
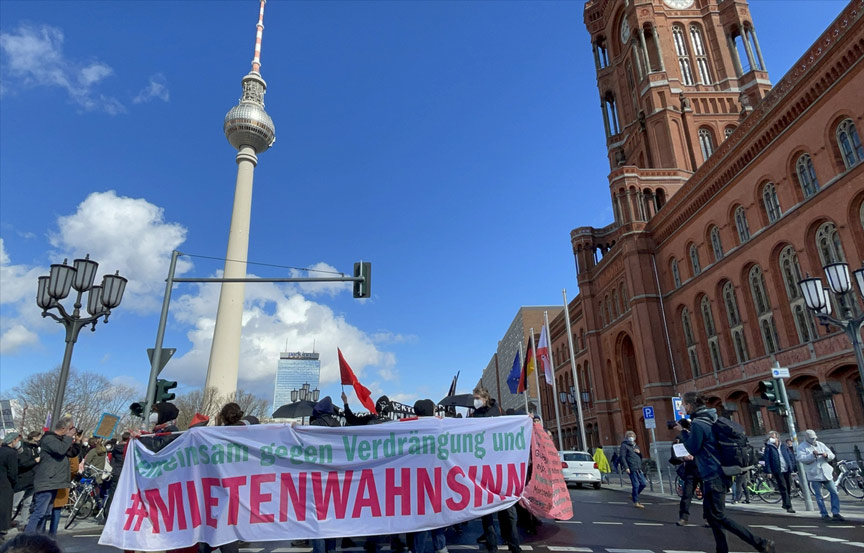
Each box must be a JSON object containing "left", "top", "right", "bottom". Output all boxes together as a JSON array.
[{"left": 601, "top": 475, "right": 864, "bottom": 522}]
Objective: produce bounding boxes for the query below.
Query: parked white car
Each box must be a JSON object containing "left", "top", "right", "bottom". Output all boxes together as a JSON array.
[{"left": 560, "top": 450, "right": 602, "bottom": 489}]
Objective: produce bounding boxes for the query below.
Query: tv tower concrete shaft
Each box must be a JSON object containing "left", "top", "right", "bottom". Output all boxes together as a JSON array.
[{"left": 206, "top": 0, "right": 275, "bottom": 399}]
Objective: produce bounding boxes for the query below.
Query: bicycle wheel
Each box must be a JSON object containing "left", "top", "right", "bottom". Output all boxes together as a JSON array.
[
  {"left": 841, "top": 475, "right": 864, "bottom": 499},
  {"left": 756, "top": 477, "right": 781, "bottom": 503},
  {"left": 65, "top": 493, "right": 89, "bottom": 529}
]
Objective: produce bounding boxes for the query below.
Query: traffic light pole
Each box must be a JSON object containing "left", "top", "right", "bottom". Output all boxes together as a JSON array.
[
  {"left": 776, "top": 377, "right": 814, "bottom": 512},
  {"left": 142, "top": 250, "right": 369, "bottom": 419}
]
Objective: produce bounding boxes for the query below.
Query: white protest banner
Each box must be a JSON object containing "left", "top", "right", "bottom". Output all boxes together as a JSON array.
[{"left": 100, "top": 416, "right": 532, "bottom": 551}]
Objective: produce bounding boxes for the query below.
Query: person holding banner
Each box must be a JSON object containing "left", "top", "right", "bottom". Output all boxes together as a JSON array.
[
  {"left": 471, "top": 386, "right": 522, "bottom": 553},
  {"left": 406, "top": 399, "right": 449, "bottom": 553},
  {"left": 309, "top": 396, "right": 341, "bottom": 553}
]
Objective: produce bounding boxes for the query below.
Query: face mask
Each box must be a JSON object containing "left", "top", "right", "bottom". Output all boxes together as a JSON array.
[
  {"left": 149, "top": 412, "right": 159, "bottom": 424},
  {"left": 628, "top": 436, "right": 636, "bottom": 443},
  {"left": 15, "top": 441, "right": 22, "bottom": 450},
  {"left": 806, "top": 436, "right": 816, "bottom": 444},
  {"left": 106, "top": 445, "right": 113, "bottom": 452},
  {"left": 473, "top": 398, "right": 484, "bottom": 410},
  {"left": 768, "top": 438, "right": 777, "bottom": 444}
]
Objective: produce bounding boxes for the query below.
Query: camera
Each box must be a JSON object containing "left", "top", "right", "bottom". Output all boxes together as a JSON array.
[
  {"left": 667, "top": 419, "right": 690, "bottom": 430},
  {"left": 666, "top": 420, "right": 677, "bottom": 430}
]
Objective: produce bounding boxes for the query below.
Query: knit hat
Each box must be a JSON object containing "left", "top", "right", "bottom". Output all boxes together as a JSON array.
[
  {"left": 154, "top": 402, "right": 180, "bottom": 426},
  {"left": 189, "top": 413, "right": 209, "bottom": 428},
  {"left": 3, "top": 431, "right": 20, "bottom": 444},
  {"left": 413, "top": 399, "right": 436, "bottom": 417}
]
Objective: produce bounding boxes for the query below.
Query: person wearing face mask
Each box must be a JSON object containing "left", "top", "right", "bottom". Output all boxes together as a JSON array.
[
  {"left": 139, "top": 402, "right": 181, "bottom": 454},
  {"left": 0, "top": 432, "right": 21, "bottom": 540},
  {"left": 797, "top": 429, "right": 844, "bottom": 522},
  {"left": 470, "top": 387, "right": 520, "bottom": 553},
  {"left": 25, "top": 417, "right": 78, "bottom": 534},
  {"left": 680, "top": 392, "right": 773, "bottom": 553},
  {"left": 619, "top": 430, "right": 647, "bottom": 508},
  {"left": 761, "top": 430, "right": 795, "bottom": 513},
  {"left": 11, "top": 431, "right": 40, "bottom": 522}
]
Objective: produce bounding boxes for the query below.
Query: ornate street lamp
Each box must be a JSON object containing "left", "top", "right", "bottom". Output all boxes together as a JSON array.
[
  {"left": 37, "top": 255, "right": 127, "bottom": 427},
  {"left": 799, "top": 261, "right": 864, "bottom": 385}
]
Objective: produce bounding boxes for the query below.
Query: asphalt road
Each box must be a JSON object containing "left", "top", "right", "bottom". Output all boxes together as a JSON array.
[{"left": 37, "top": 485, "right": 864, "bottom": 553}]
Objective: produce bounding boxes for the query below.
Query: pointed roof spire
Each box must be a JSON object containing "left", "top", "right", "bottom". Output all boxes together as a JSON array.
[{"left": 251, "top": 0, "right": 266, "bottom": 73}]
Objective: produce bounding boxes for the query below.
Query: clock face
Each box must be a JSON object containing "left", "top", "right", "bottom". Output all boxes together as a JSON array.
[
  {"left": 620, "top": 18, "right": 631, "bottom": 44},
  {"left": 663, "top": 0, "right": 695, "bottom": 8}
]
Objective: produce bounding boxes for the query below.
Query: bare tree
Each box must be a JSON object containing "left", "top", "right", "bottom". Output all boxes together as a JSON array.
[{"left": 173, "top": 387, "right": 270, "bottom": 428}]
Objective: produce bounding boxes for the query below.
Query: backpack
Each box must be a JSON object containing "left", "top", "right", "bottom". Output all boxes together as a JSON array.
[{"left": 711, "top": 416, "right": 751, "bottom": 476}]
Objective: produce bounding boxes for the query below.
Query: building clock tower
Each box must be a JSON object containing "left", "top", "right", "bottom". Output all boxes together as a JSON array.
[{"left": 584, "top": 0, "right": 772, "bottom": 226}]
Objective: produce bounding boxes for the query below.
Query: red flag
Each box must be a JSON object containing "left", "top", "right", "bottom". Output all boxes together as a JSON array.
[
  {"left": 517, "top": 347, "right": 535, "bottom": 394},
  {"left": 338, "top": 348, "right": 377, "bottom": 415}
]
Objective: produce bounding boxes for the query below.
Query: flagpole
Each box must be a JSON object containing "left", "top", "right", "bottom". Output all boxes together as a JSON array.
[
  {"left": 530, "top": 328, "right": 544, "bottom": 425},
  {"left": 518, "top": 340, "right": 529, "bottom": 414},
  {"left": 563, "top": 289, "right": 588, "bottom": 451},
  {"left": 544, "top": 312, "right": 565, "bottom": 452}
]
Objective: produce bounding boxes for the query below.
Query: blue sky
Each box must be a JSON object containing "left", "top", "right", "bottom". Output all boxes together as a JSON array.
[{"left": 0, "top": 1, "right": 846, "bottom": 408}]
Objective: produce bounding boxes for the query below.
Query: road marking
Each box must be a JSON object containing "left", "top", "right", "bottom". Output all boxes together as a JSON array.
[
  {"left": 594, "top": 521, "right": 624, "bottom": 525},
  {"left": 812, "top": 536, "right": 848, "bottom": 543},
  {"left": 608, "top": 501, "right": 629, "bottom": 505},
  {"left": 272, "top": 549, "right": 313, "bottom": 553},
  {"left": 663, "top": 550, "right": 708, "bottom": 553},
  {"left": 521, "top": 547, "right": 533, "bottom": 551},
  {"left": 547, "top": 548, "right": 592, "bottom": 552},
  {"left": 558, "top": 520, "right": 583, "bottom": 524},
  {"left": 788, "top": 525, "right": 818, "bottom": 528},
  {"left": 830, "top": 525, "right": 857, "bottom": 528},
  {"left": 447, "top": 547, "right": 479, "bottom": 551},
  {"left": 634, "top": 522, "right": 664, "bottom": 526},
  {"left": 606, "top": 549, "right": 654, "bottom": 553},
  {"left": 239, "top": 549, "right": 264, "bottom": 553},
  {"left": 845, "top": 542, "right": 864, "bottom": 548}
]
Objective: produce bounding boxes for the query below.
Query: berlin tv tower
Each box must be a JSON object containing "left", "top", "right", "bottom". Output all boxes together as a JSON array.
[{"left": 206, "top": 0, "right": 276, "bottom": 398}]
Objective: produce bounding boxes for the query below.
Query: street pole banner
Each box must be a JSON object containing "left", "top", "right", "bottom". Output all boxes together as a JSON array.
[
  {"left": 519, "top": 423, "right": 573, "bottom": 521},
  {"left": 99, "top": 416, "right": 532, "bottom": 551}
]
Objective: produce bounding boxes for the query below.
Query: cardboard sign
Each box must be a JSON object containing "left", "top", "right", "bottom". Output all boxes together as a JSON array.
[
  {"left": 93, "top": 413, "right": 120, "bottom": 439},
  {"left": 519, "top": 422, "right": 573, "bottom": 521}
]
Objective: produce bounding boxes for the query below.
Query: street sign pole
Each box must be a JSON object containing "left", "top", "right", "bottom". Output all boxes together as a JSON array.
[
  {"left": 643, "top": 406, "right": 664, "bottom": 494},
  {"left": 772, "top": 362, "right": 813, "bottom": 512}
]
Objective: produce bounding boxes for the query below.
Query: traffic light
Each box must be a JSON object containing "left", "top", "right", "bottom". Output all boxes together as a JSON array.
[
  {"left": 353, "top": 262, "right": 371, "bottom": 299},
  {"left": 155, "top": 379, "right": 178, "bottom": 403},
  {"left": 130, "top": 402, "right": 145, "bottom": 418},
  {"left": 758, "top": 380, "right": 777, "bottom": 403}
]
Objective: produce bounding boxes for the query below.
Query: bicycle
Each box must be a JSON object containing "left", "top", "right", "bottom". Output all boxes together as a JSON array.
[
  {"left": 747, "top": 472, "right": 780, "bottom": 503},
  {"left": 64, "top": 465, "right": 110, "bottom": 529}
]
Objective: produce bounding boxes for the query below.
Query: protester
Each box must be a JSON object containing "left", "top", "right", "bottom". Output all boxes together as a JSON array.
[
  {"left": 619, "top": 430, "right": 646, "bottom": 508},
  {"left": 593, "top": 447, "right": 611, "bottom": 484},
  {"left": 102, "top": 431, "right": 130, "bottom": 519},
  {"left": 25, "top": 418, "right": 76, "bottom": 533},
  {"left": 139, "top": 402, "right": 180, "bottom": 453},
  {"left": 341, "top": 392, "right": 392, "bottom": 425},
  {"left": 0, "top": 533, "right": 63, "bottom": 553},
  {"left": 784, "top": 438, "right": 796, "bottom": 457},
  {"left": 610, "top": 451, "right": 621, "bottom": 474},
  {"left": 731, "top": 468, "right": 752, "bottom": 505},
  {"left": 310, "top": 397, "right": 341, "bottom": 428},
  {"left": 407, "top": 399, "right": 448, "bottom": 553},
  {"left": 42, "top": 435, "right": 81, "bottom": 536},
  {"left": 670, "top": 420, "right": 700, "bottom": 526},
  {"left": 762, "top": 430, "right": 795, "bottom": 513},
  {"left": 11, "top": 431, "right": 39, "bottom": 522},
  {"left": 189, "top": 413, "right": 210, "bottom": 428},
  {"left": 471, "top": 386, "right": 521, "bottom": 553},
  {"left": 680, "top": 392, "right": 774, "bottom": 553},
  {"left": 797, "top": 429, "right": 845, "bottom": 522},
  {"left": 83, "top": 437, "right": 109, "bottom": 505},
  {"left": 0, "top": 433, "right": 20, "bottom": 540}
]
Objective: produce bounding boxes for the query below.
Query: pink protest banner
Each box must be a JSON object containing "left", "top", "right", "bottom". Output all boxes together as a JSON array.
[{"left": 520, "top": 422, "right": 573, "bottom": 520}]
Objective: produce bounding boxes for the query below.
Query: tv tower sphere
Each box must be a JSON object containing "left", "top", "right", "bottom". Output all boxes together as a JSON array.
[{"left": 224, "top": 73, "right": 276, "bottom": 153}]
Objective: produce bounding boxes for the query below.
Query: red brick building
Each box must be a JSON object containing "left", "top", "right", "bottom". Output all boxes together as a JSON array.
[{"left": 543, "top": 0, "right": 864, "bottom": 457}]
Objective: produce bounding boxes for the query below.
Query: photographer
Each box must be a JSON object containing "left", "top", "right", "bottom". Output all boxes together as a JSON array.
[{"left": 669, "top": 418, "right": 701, "bottom": 527}]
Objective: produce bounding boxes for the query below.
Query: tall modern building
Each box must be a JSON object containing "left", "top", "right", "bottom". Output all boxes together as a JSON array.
[
  {"left": 206, "top": 0, "right": 277, "bottom": 398},
  {"left": 272, "top": 352, "right": 321, "bottom": 412}
]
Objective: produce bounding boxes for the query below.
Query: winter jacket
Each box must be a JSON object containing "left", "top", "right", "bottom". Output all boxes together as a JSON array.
[
  {"left": 310, "top": 396, "right": 342, "bottom": 427},
  {"left": 796, "top": 439, "right": 835, "bottom": 482},
  {"left": 682, "top": 407, "right": 723, "bottom": 481},
  {"left": 84, "top": 445, "right": 108, "bottom": 483},
  {"left": 471, "top": 399, "right": 503, "bottom": 418},
  {"left": 32, "top": 432, "right": 75, "bottom": 493},
  {"left": 618, "top": 439, "right": 643, "bottom": 472},
  {"left": 762, "top": 442, "right": 796, "bottom": 475},
  {"left": 109, "top": 442, "right": 126, "bottom": 478},
  {"left": 14, "top": 441, "right": 39, "bottom": 492},
  {"left": 343, "top": 394, "right": 393, "bottom": 426},
  {"left": 0, "top": 444, "right": 17, "bottom": 491}
]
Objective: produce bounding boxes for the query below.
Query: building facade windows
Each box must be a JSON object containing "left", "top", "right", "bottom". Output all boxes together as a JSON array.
[
  {"left": 749, "top": 265, "right": 780, "bottom": 355},
  {"left": 709, "top": 225, "right": 724, "bottom": 261},
  {"left": 671, "top": 258, "right": 682, "bottom": 288},
  {"left": 701, "top": 295, "right": 722, "bottom": 371},
  {"left": 723, "top": 281, "right": 749, "bottom": 364},
  {"left": 698, "top": 128, "right": 715, "bottom": 161},
  {"left": 724, "top": 126, "right": 735, "bottom": 140},
  {"left": 779, "top": 246, "right": 817, "bottom": 344},
  {"left": 812, "top": 388, "right": 841, "bottom": 430},
  {"left": 762, "top": 182, "right": 781, "bottom": 223},
  {"left": 734, "top": 206, "right": 751, "bottom": 243},
  {"left": 682, "top": 307, "right": 700, "bottom": 377},
  {"left": 837, "top": 118, "right": 864, "bottom": 169},
  {"left": 672, "top": 25, "right": 695, "bottom": 86},
  {"left": 796, "top": 154, "right": 819, "bottom": 198},
  {"left": 689, "top": 244, "right": 701, "bottom": 276},
  {"left": 689, "top": 25, "right": 712, "bottom": 84}
]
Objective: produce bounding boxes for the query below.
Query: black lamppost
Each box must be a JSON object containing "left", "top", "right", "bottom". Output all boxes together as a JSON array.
[
  {"left": 290, "top": 382, "right": 320, "bottom": 403},
  {"left": 798, "top": 261, "right": 864, "bottom": 384},
  {"left": 37, "top": 255, "right": 127, "bottom": 428}
]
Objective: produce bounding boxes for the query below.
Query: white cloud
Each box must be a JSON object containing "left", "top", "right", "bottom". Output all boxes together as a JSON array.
[
  {"left": 371, "top": 331, "right": 418, "bottom": 344},
  {"left": 0, "top": 324, "right": 39, "bottom": 354},
  {"left": 0, "top": 238, "right": 44, "bottom": 306},
  {"left": 0, "top": 23, "right": 125, "bottom": 114},
  {"left": 290, "top": 262, "right": 352, "bottom": 297},
  {"left": 0, "top": 238, "right": 54, "bottom": 353},
  {"left": 169, "top": 276, "right": 396, "bottom": 397},
  {"left": 49, "top": 190, "right": 192, "bottom": 313},
  {"left": 133, "top": 73, "right": 169, "bottom": 104}
]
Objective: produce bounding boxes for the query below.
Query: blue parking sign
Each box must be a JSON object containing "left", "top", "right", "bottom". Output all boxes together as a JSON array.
[{"left": 643, "top": 406, "right": 654, "bottom": 420}]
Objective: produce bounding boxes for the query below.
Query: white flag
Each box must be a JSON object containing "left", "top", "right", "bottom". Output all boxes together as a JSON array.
[{"left": 537, "top": 325, "right": 553, "bottom": 385}]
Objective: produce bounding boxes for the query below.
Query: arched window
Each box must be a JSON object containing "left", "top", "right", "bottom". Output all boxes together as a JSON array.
[
  {"left": 620, "top": 281, "right": 629, "bottom": 312},
  {"left": 612, "top": 290, "right": 620, "bottom": 318},
  {"left": 672, "top": 25, "right": 695, "bottom": 86},
  {"left": 671, "top": 258, "right": 682, "bottom": 288},
  {"left": 682, "top": 307, "right": 700, "bottom": 377},
  {"left": 605, "top": 296, "right": 612, "bottom": 324},
  {"left": 781, "top": 245, "right": 818, "bottom": 343},
  {"left": 724, "top": 126, "right": 735, "bottom": 140},
  {"left": 599, "top": 301, "right": 606, "bottom": 326},
  {"left": 689, "top": 25, "right": 712, "bottom": 84},
  {"left": 749, "top": 265, "right": 780, "bottom": 354},
  {"left": 762, "top": 182, "right": 781, "bottom": 223},
  {"left": 698, "top": 128, "right": 715, "bottom": 161},
  {"left": 689, "top": 244, "right": 701, "bottom": 276},
  {"left": 837, "top": 118, "right": 864, "bottom": 169},
  {"left": 709, "top": 226, "right": 724, "bottom": 261},
  {"left": 734, "top": 206, "right": 750, "bottom": 243},
  {"left": 723, "top": 281, "right": 749, "bottom": 364},
  {"left": 796, "top": 154, "right": 819, "bottom": 198},
  {"left": 604, "top": 93, "right": 621, "bottom": 136},
  {"left": 700, "top": 295, "right": 722, "bottom": 371}
]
